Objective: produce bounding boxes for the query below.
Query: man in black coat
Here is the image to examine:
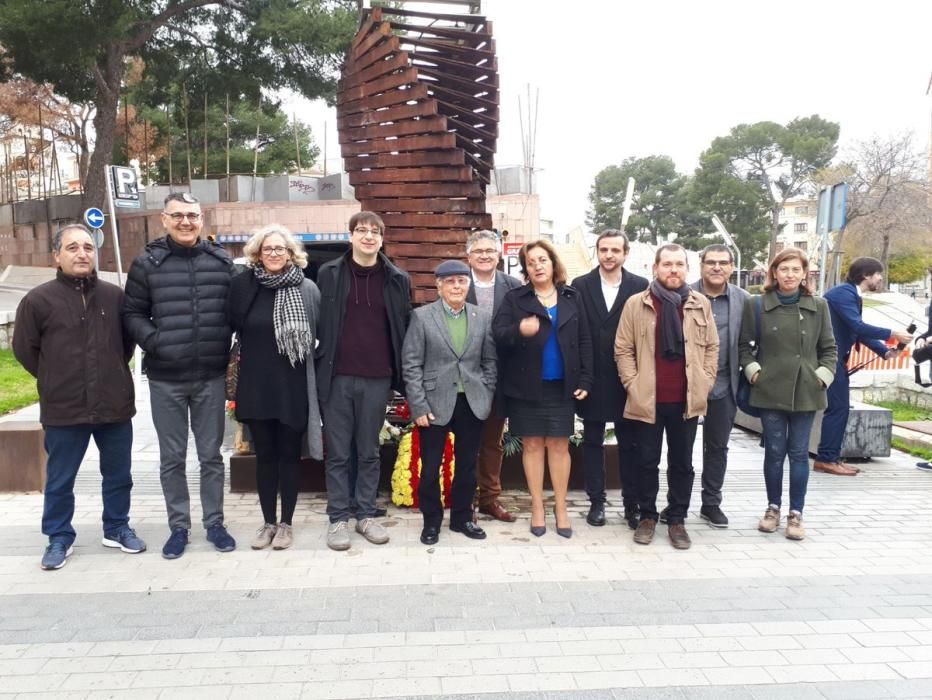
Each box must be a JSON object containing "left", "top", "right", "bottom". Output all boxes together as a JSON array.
[
  {"left": 316, "top": 211, "right": 412, "bottom": 551},
  {"left": 123, "top": 192, "right": 235, "bottom": 560},
  {"left": 464, "top": 230, "right": 522, "bottom": 522},
  {"left": 15, "top": 224, "right": 144, "bottom": 570},
  {"left": 572, "top": 230, "right": 648, "bottom": 529}
]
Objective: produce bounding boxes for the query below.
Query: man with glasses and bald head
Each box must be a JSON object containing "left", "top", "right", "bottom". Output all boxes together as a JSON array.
[{"left": 123, "top": 192, "right": 236, "bottom": 560}]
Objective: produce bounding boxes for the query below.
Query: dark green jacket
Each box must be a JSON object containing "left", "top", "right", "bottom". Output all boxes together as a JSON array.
[{"left": 739, "top": 291, "right": 837, "bottom": 412}]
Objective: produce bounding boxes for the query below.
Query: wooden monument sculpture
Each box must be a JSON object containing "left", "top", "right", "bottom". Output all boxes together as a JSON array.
[{"left": 337, "top": 3, "right": 499, "bottom": 302}]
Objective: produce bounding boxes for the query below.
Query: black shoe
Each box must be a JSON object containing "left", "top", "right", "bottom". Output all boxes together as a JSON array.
[
  {"left": 206, "top": 524, "right": 236, "bottom": 552},
  {"left": 623, "top": 506, "right": 639, "bottom": 530},
  {"left": 586, "top": 502, "right": 606, "bottom": 527},
  {"left": 700, "top": 505, "right": 729, "bottom": 528},
  {"left": 420, "top": 526, "right": 439, "bottom": 545},
  {"left": 162, "top": 528, "right": 189, "bottom": 560},
  {"left": 450, "top": 521, "right": 487, "bottom": 540},
  {"left": 373, "top": 506, "right": 388, "bottom": 518},
  {"left": 658, "top": 507, "right": 669, "bottom": 524}
]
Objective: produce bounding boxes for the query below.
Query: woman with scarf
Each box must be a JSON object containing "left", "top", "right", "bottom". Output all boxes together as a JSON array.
[
  {"left": 227, "top": 224, "right": 321, "bottom": 550},
  {"left": 492, "top": 240, "right": 592, "bottom": 538},
  {"left": 739, "top": 247, "right": 836, "bottom": 541}
]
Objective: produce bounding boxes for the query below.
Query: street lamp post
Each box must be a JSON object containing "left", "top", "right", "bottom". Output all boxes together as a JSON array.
[{"left": 711, "top": 214, "right": 742, "bottom": 289}]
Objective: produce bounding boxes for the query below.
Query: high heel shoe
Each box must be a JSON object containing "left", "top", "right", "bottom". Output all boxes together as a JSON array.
[
  {"left": 530, "top": 523, "right": 546, "bottom": 537},
  {"left": 553, "top": 507, "right": 573, "bottom": 539}
]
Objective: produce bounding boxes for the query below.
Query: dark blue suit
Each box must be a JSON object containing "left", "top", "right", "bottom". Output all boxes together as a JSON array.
[{"left": 816, "top": 282, "right": 891, "bottom": 463}]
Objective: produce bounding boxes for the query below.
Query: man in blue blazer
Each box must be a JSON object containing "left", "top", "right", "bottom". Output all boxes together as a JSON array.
[{"left": 815, "top": 257, "right": 913, "bottom": 475}]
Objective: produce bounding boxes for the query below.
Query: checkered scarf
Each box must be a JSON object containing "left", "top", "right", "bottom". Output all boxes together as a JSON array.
[{"left": 253, "top": 264, "right": 312, "bottom": 367}]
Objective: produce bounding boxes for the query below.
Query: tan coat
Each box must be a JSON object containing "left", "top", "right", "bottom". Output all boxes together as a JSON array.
[{"left": 614, "top": 288, "right": 719, "bottom": 424}]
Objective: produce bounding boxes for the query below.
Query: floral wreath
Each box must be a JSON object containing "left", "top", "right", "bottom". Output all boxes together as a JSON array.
[{"left": 386, "top": 402, "right": 456, "bottom": 508}]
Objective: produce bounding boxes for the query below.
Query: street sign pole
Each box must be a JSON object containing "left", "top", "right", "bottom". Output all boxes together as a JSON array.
[
  {"left": 621, "top": 177, "right": 635, "bottom": 228},
  {"left": 104, "top": 165, "right": 125, "bottom": 287},
  {"left": 711, "top": 214, "right": 742, "bottom": 289}
]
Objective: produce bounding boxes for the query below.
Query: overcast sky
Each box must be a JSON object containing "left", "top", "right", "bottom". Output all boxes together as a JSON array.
[{"left": 288, "top": 0, "right": 932, "bottom": 233}]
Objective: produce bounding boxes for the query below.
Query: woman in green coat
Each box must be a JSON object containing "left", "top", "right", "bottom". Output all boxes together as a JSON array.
[{"left": 739, "top": 248, "right": 837, "bottom": 541}]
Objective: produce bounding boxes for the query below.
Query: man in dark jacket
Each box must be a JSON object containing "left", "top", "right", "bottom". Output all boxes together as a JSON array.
[
  {"left": 464, "top": 229, "right": 521, "bottom": 522},
  {"left": 14, "top": 224, "right": 144, "bottom": 570},
  {"left": 123, "top": 193, "right": 235, "bottom": 559},
  {"left": 681, "top": 244, "right": 750, "bottom": 528},
  {"left": 317, "top": 211, "right": 411, "bottom": 551},
  {"left": 572, "top": 229, "right": 648, "bottom": 530},
  {"left": 815, "top": 257, "right": 912, "bottom": 475}
]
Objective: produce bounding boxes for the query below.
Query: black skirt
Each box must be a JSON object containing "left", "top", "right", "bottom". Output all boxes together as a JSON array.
[{"left": 507, "top": 380, "right": 575, "bottom": 437}]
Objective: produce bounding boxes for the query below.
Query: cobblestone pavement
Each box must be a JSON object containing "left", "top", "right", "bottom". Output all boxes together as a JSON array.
[{"left": 1, "top": 378, "right": 932, "bottom": 699}]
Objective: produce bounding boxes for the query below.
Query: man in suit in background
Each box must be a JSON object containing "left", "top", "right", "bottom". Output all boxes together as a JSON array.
[
  {"left": 572, "top": 229, "right": 649, "bottom": 530},
  {"left": 402, "top": 260, "right": 498, "bottom": 545},
  {"left": 815, "top": 257, "right": 912, "bottom": 475},
  {"left": 465, "top": 230, "right": 522, "bottom": 522}
]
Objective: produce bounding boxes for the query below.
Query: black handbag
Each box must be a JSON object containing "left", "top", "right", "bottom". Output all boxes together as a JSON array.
[{"left": 736, "top": 296, "right": 763, "bottom": 417}]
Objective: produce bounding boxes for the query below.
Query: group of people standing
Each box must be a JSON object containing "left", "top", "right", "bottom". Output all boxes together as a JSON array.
[{"left": 14, "top": 191, "right": 915, "bottom": 569}]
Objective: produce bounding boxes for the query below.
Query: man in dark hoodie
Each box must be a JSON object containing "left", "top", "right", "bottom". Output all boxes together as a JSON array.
[
  {"left": 123, "top": 193, "right": 235, "bottom": 560},
  {"left": 316, "top": 211, "right": 411, "bottom": 551}
]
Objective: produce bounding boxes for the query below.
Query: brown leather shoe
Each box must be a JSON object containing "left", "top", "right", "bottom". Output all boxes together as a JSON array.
[
  {"left": 837, "top": 460, "right": 861, "bottom": 473},
  {"left": 633, "top": 519, "right": 656, "bottom": 545},
  {"left": 478, "top": 500, "right": 516, "bottom": 523},
  {"left": 668, "top": 524, "right": 692, "bottom": 550},
  {"left": 813, "top": 460, "right": 858, "bottom": 476}
]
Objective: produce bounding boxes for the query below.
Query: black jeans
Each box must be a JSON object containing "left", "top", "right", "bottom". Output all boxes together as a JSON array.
[
  {"left": 582, "top": 418, "right": 640, "bottom": 509},
  {"left": 635, "top": 402, "right": 698, "bottom": 525},
  {"left": 701, "top": 393, "right": 737, "bottom": 507},
  {"left": 245, "top": 419, "right": 302, "bottom": 525},
  {"left": 418, "top": 395, "right": 482, "bottom": 529}
]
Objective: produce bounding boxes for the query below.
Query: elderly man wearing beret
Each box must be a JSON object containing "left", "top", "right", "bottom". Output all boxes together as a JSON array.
[{"left": 401, "top": 260, "right": 498, "bottom": 545}]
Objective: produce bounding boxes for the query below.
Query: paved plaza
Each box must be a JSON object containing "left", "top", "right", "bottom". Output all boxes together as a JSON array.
[{"left": 1, "top": 377, "right": 932, "bottom": 699}]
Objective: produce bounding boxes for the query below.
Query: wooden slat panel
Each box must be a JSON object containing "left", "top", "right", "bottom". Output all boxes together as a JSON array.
[
  {"left": 350, "top": 16, "right": 381, "bottom": 53},
  {"left": 344, "top": 150, "right": 464, "bottom": 171},
  {"left": 400, "top": 37, "right": 495, "bottom": 63},
  {"left": 341, "top": 132, "right": 455, "bottom": 156},
  {"left": 339, "top": 115, "right": 448, "bottom": 144},
  {"left": 418, "top": 65, "right": 499, "bottom": 93},
  {"left": 338, "top": 83, "right": 428, "bottom": 116},
  {"left": 377, "top": 5, "right": 488, "bottom": 26},
  {"left": 426, "top": 83, "right": 498, "bottom": 112},
  {"left": 353, "top": 182, "right": 482, "bottom": 199},
  {"left": 337, "top": 101, "right": 436, "bottom": 130},
  {"left": 346, "top": 166, "right": 472, "bottom": 184},
  {"left": 413, "top": 288, "right": 439, "bottom": 304},
  {"left": 388, "top": 21, "right": 491, "bottom": 45},
  {"left": 336, "top": 67, "right": 418, "bottom": 106},
  {"left": 385, "top": 241, "right": 466, "bottom": 258},
  {"left": 381, "top": 212, "right": 492, "bottom": 229},
  {"left": 379, "top": 229, "right": 469, "bottom": 244},
  {"left": 341, "top": 52, "right": 410, "bottom": 92},
  {"left": 410, "top": 52, "right": 498, "bottom": 80},
  {"left": 362, "top": 197, "right": 485, "bottom": 214},
  {"left": 345, "top": 34, "right": 398, "bottom": 75}
]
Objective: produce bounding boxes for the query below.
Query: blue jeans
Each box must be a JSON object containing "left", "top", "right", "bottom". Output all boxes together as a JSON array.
[
  {"left": 42, "top": 421, "right": 134, "bottom": 546},
  {"left": 759, "top": 409, "right": 815, "bottom": 513}
]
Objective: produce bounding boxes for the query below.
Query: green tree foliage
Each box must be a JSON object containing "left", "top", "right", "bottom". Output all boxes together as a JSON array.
[
  {"left": 586, "top": 155, "right": 690, "bottom": 245},
  {"left": 144, "top": 98, "right": 320, "bottom": 182},
  {"left": 693, "top": 116, "right": 840, "bottom": 260},
  {"left": 0, "top": 0, "right": 356, "bottom": 206},
  {"left": 886, "top": 252, "right": 932, "bottom": 285}
]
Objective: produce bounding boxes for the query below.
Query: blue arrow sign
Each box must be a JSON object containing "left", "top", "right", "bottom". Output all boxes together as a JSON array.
[{"left": 84, "top": 208, "right": 105, "bottom": 229}]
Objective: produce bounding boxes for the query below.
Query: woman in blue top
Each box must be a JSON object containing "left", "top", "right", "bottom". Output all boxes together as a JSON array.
[{"left": 492, "top": 240, "right": 593, "bottom": 538}]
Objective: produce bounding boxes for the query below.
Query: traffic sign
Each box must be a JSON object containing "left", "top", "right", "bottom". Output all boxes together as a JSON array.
[
  {"left": 84, "top": 207, "right": 105, "bottom": 229},
  {"left": 109, "top": 166, "right": 141, "bottom": 209},
  {"left": 91, "top": 228, "right": 105, "bottom": 248}
]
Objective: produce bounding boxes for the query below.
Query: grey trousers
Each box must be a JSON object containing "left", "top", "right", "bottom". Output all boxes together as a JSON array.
[
  {"left": 149, "top": 376, "right": 226, "bottom": 531},
  {"left": 322, "top": 375, "right": 391, "bottom": 523},
  {"left": 701, "top": 392, "right": 737, "bottom": 507}
]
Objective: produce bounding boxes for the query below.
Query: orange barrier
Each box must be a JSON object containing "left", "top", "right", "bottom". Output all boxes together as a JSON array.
[{"left": 845, "top": 339, "right": 912, "bottom": 372}]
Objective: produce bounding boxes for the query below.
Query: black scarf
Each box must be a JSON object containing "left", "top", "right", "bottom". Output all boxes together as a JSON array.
[{"left": 650, "top": 279, "right": 690, "bottom": 359}]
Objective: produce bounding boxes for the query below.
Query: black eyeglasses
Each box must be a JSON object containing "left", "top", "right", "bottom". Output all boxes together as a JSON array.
[{"left": 164, "top": 212, "right": 202, "bottom": 222}]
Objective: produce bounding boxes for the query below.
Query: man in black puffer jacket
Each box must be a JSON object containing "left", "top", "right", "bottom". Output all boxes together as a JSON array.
[{"left": 123, "top": 192, "right": 235, "bottom": 560}]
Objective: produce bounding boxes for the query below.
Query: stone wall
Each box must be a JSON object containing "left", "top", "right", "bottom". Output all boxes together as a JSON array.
[
  {"left": 0, "top": 311, "right": 13, "bottom": 350},
  {"left": 851, "top": 373, "right": 932, "bottom": 409}
]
